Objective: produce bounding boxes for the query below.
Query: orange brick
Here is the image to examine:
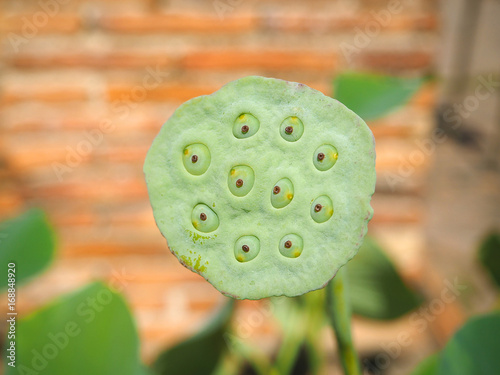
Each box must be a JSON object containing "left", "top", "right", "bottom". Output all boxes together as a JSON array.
[
  {"left": 107, "top": 83, "right": 217, "bottom": 103},
  {"left": 0, "top": 14, "right": 81, "bottom": 33},
  {"left": 181, "top": 50, "right": 337, "bottom": 71},
  {"left": 0, "top": 87, "right": 88, "bottom": 105},
  {"left": 61, "top": 242, "right": 165, "bottom": 258},
  {"left": 100, "top": 13, "right": 258, "bottom": 33},
  {"left": 358, "top": 51, "right": 433, "bottom": 70},
  {"left": 9, "top": 53, "right": 171, "bottom": 69}
]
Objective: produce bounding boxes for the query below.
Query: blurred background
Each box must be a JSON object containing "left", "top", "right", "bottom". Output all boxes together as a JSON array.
[{"left": 1, "top": 0, "right": 499, "bottom": 374}]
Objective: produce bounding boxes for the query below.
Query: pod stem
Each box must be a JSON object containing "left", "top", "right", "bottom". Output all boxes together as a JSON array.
[{"left": 326, "top": 267, "right": 361, "bottom": 375}]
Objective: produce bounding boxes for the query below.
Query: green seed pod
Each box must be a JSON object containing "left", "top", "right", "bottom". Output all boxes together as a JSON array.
[
  {"left": 228, "top": 165, "right": 255, "bottom": 197},
  {"left": 182, "top": 144, "right": 211, "bottom": 175},
  {"left": 144, "top": 76, "right": 376, "bottom": 299},
  {"left": 279, "top": 234, "right": 304, "bottom": 258},
  {"left": 271, "top": 178, "right": 294, "bottom": 209},
  {"left": 313, "top": 144, "right": 338, "bottom": 171},
  {"left": 191, "top": 204, "right": 219, "bottom": 233},
  {"left": 234, "top": 235, "right": 260, "bottom": 263},
  {"left": 280, "top": 116, "right": 304, "bottom": 142},
  {"left": 233, "top": 113, "right": 260, "bottom": 139}
]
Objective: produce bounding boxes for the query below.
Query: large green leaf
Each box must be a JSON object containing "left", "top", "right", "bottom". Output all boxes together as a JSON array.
[
  {"left": 478, "top": 231, "right": 500, "bottom": 289},
  {"left": 5, "top": 282, "right": 144, "bottom": 375},
  {"left": 0, "top": 208, "right": 56, "bottom": 289},
  {"left": 346, "top": 237, "right": 423, "bottom": 320},
  {"left": 152, "top": 299, "right": 234, "bottom": 375},
  {"left": 333, "top": 72, "right": 423, "bottom": 122},
  {"left": 438, "top": 312, "right": 500, "bottom": 375},
  {"left": 411, "top": 353, "right": 439, "bottom": 375}
]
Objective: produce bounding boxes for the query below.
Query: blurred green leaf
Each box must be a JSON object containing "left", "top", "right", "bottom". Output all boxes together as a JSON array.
[
  {"left": 0, "top": 208, "right": 56, "bottom": 289},
  {"left": 478, "top": 231, "right": 500, "bottom": 289},
  {"left": 438, "top": 312, "right": 500, "bottom": 375},
  {"left": 5, "top": 282, "right": 144, "bottom": 375},
  {"left": 152, "top": 298, "right": 234, "bottom": 375},
  {"left": 411, "top": 353, "right": 439, "bottom": 375},
  {"left": 346, "top": 237, "right": 423, "bottom": 320},
  {"left": 333, "top": 72, "right": 423, "bottom": 122}
]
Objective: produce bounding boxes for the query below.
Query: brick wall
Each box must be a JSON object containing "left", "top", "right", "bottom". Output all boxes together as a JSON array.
[{"left": 0, "top": 0, "right": 439, "bottom": 368}]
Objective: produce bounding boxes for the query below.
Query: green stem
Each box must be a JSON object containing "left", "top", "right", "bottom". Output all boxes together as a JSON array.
[{"left": 326, "top": 267, "right": 361, "bottom": 375}]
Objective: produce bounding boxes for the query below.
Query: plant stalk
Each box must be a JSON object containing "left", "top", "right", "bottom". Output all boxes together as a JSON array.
[{"left": 326, "top": 267, "right": 361, "bottom": 375}]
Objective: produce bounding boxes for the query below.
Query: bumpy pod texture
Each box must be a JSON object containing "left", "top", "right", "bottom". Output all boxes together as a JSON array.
[{"left": 144, "top": 76, "right": 376, "bottom": 299}]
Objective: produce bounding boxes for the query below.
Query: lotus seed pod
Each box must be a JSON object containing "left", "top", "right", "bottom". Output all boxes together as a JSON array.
[{"left": 144, "top": 76, "right": 376, "bottom": 299}]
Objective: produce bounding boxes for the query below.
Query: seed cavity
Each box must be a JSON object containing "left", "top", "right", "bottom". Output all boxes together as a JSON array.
[
  {"left": 311, "top": 196, "right": 333, "bottom": 223},
  {"left": 233, "top": 113, "right": 260, "bottom": 139},
  {"left": 235, "top": 235, "right": 260, "bottom": 262},
  {"left": 192, "top": 204, "right": 219, "bottom": 232},
  {"left": 279, "top": 234, "right": 304, "bottom": 258},
  {"left": 313, "top": 144, "right": 338, "bottom": 171},
  {"left": 228, "top": 165, "right": 255, "bottom": 197},
  {"left": 271, "top": 178, "right": 294, "bottom": 209},
  {"left": 280, "top": 116, "right": 304, "bottom": 142},
  {"left": 182, "top": 144, "right": 211, "bottom": 175}
]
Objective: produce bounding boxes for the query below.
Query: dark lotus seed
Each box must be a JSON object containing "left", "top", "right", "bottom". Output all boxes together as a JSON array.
[
  {"left": 314, "top": 204, "right": 322, "bottom": 212},
  {"left": 273, "top": 186, "right": 281, "bottom": 194},
  {"left": 191, "top": 155, "right": 198, "bottom": 163},
  {"left": 242, "top": 245, "right": 250, "bottom": 252},
  {"left": 317, "top": 153, "right": 325, "bottom": 161},
  {"left": 200, "top": 213, "right": 207, "bottom": 221},
  {"left": 285, "top": 126, "right": 293, "bottom": 134},
  {"left": 236, "top": 179, "right": 244, "bottom": 187},
  {"left": 284, "top": 240, "right": 292, "bottom": 248},
  {"left": 241, "top": 125, "right": 249, "bottom": 134}
]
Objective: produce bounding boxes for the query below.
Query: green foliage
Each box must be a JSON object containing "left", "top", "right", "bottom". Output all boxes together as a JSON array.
[
  {"left": 333, "top": 72, "right": 423, "bottom": 121},
  {"left": 152, "top": 299, "right": 234, "bottom": 375},
  {"left": 5, "top": 282, "right": 144, "bottom": 375},
  {"left": 438, "top": 312, "right": 500, "bottom": 375},
  {"left": 478, "top": 231, "right": 500, "bottom": 289},
  {"left": 411, "top": 354, "right": 439, "bottom": 375},
  {"left": 0, "top": 208, "right": 56, "bottom": 289},
  {"left": 346, "top": 237, "right": 423, "bottom": 320},
  {"left": 413, "top": 312, "right": 500, "bottom": 375}
]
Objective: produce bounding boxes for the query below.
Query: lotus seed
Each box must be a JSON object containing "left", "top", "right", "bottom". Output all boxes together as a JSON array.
[
  {"left": 234, "top": 235, "right": 260, "bottom": 262},
  {"left": 271, "top": 178, "right": 294, "bottom": 209},
  {"left": 313, "top": 145, "right": 338, "bottom": 171},
  {"left": 144, "top": 76, "right": 376, "bottom": 299},
  {"left": 182, "top": 144, "right": 211, "bottom": 175},
  {"left": 280, "top": 116, "right": 304, "bottom": 142},
  {"left": 279, "top": 234, "right": 304, "bottom": 258},
  {"left": 311, "top": 196, "right": 334, "bottom": 223},
  {"left": 191, "top": 204, "right": 219, "bottom": 233},
  {"left": 233, "top": 113, "right": 260, "bottom": 139},
  {"left": 228, "top": 166, "right": 255, "bottom": 197}
]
